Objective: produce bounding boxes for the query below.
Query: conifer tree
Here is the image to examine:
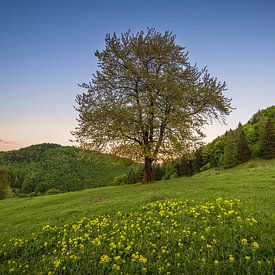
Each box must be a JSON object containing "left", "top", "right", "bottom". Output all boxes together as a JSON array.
[
  {"left": 224, "top": 130, "right": 238, "bottom": 168},
  {"left": 261, "top": 118, "right": 275, "bottom": 159},
  {"left": 193, "top": 148, "right": 202, "bottom": 173},
  {"left": 237, "top": 123, "right": 251, "bottom": 163}
]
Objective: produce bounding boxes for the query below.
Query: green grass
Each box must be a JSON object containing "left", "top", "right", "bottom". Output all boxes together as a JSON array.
[
  {"left": 0, "top": 158, "right": 274, "bottom": 243},
  {"left": 0, "top": 158, "right": 274, "bottom": 273},
  {"left": 2, "top": 199, "right": 273, "bottom": 274}
]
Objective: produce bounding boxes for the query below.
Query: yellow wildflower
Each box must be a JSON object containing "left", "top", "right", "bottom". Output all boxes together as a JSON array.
[
  {"left": 53, "top": 260, "right": 61, "bottom": 269},
  {"left": 241, "top": 238, "right": 248, "bottom": 245},
  {"left": 114, "top": 255, "right": 121, "bottom": 261},
  {"left": 229, "top": 255, "right": 235, "bottom": 263},
  {"left": 112, "top": 264, "right": 120, "bottom": 271},
  {"left": 214, "top": 260, "right": 219, "bottom": 265},
  {"left": 216, "top": 198, "right": 222, "bottom": 204},
  {"left": 139, "top": 255, "right": 147, "bottom": 264},
  {"left": 252, "top": 241, "right": 260, "bottom": 250},
  {"left": 100, "top": 255, "right": 111, "bottom": 264}
]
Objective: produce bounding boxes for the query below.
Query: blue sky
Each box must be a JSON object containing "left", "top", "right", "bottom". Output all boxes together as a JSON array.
[{"left": 0, "top": 0, "right": 274, "bottom": 150}]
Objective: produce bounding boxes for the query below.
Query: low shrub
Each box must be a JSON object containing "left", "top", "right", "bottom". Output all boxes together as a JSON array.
[{"left": 110, "top": 174, "right": 128, "bottom": 186}]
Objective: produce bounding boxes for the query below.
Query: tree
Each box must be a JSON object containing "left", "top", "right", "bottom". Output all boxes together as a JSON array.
[
  {"left": 224, "top": 130, "right": 238, "bottom": 168},
  {"left": 261, "top": 117, "right": 275, "bottom": 159},
  {"left": 193, "top": 148, "right": 202, "bottom": 173},
  {"left": 73, "top": 29, "right": 232, "bottom": 182},
  {"left": 0, "top": 166, "right": 13, "bottom": 200},
  {"left": 237, "top": 123, "right": 251, "bottom": 163}
]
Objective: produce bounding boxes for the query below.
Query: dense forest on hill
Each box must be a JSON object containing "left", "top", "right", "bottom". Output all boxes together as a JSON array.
[
  {"left": 169, "top": 106, "right": 275, "bottom": 176},
  {"left": 200, "top": 105, "right": 275, "bottom": 168},
  {"left": 0, "top": 144, "right": 142, "bottom": 196}
]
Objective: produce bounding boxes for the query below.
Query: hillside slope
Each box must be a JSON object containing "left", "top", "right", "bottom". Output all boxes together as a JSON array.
[
  {"left": 0, "top": 143, "right": 136, "bottom": 195},
  {"left": 199, "top": 105, "right": 275, "bottom": 170},
  {"left": 0, "top": 158, "right": 274, "bottom": 244}
]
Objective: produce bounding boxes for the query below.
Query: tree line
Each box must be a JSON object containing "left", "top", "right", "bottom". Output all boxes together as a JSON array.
[{"left": 187, "top": 106, "right": 275, "bottom": 172}]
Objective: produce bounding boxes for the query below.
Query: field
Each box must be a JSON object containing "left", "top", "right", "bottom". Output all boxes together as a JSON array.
[{"left": 0, "top": 158, "right": 274, "bottom": 273}]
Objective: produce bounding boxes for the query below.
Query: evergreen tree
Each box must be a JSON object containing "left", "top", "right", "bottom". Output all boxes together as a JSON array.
[
  {"left": 0, "top": 166, "right": 13, "bottom": 200},
  {"left": 261, "top": 118, "right": 275, "bottom": 159},
  {"left": 193, "top": 149, "right": 202, "bottom": 173},
  {"left": 174, "top": 157, "right": 194, "bottom": 177},
  {"left": 224, "top": 130, "right": 238, "bottom": 168},
  {"left": 152, "top": 164, "right": 164, "bottom": 181},
  {"left": 237, "top": 123, "right": 251, "bottom": 163}
]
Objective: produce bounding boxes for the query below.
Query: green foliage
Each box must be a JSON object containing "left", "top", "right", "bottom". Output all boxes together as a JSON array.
[
  {"left": 173, "top": 158, "right": 194, "bottom": 177},
  {"left": 193, "top": 149, "right": 202, "bottom": 173},
  {"left": 200, "top": 136, "right": 226, "bottom": 169},
  {"left": 200, "top": 106, "right": 275, "bottom": 170},
  {"left": 236, "top": 123, "right": 251, "bottom": 163},
  {"left": 0, "top": 144, "right": 134, "bottom": 195},
  {"left": 0, "top": 167, "right": 13, "bottom": 200},
  {"left": 162, "top": 162, "right": 178, "bottom": 180},
  {"left": 200, "top": 162, "right": 212, "bottom": 171},
  {"left": 223, "top": 130, "right": 238, "bottom": 169},
  {"left": 261, "top": 117, "right": 275, "bottom": 159},
  {"left": 243, "top": 123, "right": 260, "bottom": 158},
  {"left": 34, "top": 182, "right": 49, "bottom": 194},
  {"left": 153, "top": 164, "right": 165, "bottom": 181},
  {"left": 5, "top": 143, "right": 60, "bottom": 162},
  {"left": 45, "top": 188, "right": 61, "bottom": 195},
  {"left": 74, "top": 28, "right": 232, "bottom": 182},
  {"left": 111, "top": 174, "right": 129, "bottom": 186},
  {"left": 249, "top": 105, "right": 275, "bottom": 157},
  {"left": 127, "top": 164, "right": 144, "bottom": 184}
]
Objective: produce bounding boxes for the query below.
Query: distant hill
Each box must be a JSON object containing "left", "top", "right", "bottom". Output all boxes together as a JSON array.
[{"left": 0, "top": 143, "right": 139, "bottom": 196}]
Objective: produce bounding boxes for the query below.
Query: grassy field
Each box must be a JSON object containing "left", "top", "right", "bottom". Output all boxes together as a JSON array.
[
  {"left": 0, "top": 158, "right": 274, "bottom": 273},
  {"left": 1, "top": 158, "right": 274, "bottom": 243}
]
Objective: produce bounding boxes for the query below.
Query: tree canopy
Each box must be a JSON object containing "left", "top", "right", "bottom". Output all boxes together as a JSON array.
[
  {"left": 0, "top": 166, "right": 13, "bottom": 200},
  {"left": 73, "top": 29, "right": 232, "bottom": 182}
]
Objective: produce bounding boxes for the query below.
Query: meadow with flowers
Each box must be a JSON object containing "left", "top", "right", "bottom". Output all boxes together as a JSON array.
[
  {"left": 1, "top": 198, "right": 275, "bottom": 274},
  {"left": 0, "top": 159, "right": 275, "bottom": 274}
]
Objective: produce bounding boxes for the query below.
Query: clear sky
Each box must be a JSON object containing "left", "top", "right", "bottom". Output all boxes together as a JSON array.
[{"left": 0, "top": 0, "right": 274, "bottom": 151}]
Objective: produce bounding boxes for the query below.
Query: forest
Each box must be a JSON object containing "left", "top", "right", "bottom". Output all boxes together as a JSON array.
[
  {"left": 0, "top": 144, "right": 142, "bottom": 197},
  {"left": 198, "top": 105, "right": 275, "bottom": 170}
]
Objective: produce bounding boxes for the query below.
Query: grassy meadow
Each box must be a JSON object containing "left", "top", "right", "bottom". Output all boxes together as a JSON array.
[{"left": 0, "top": 158, "right": 274, "bottom": 273}]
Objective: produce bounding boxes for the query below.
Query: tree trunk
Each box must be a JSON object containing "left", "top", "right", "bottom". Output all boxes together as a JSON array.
[{"left": 144, "top": 157, "right": 154, "bottom": 183}]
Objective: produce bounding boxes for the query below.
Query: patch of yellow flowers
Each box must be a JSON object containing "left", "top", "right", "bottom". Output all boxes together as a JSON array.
[{"left": 0, "top": 198, "right": 274, "bottom": 274}]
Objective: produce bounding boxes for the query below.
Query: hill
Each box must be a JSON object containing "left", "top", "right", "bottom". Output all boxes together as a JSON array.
[
  {"left": 196, "top": 105, "right": 275, "bottom": 171},
  {"left": 0, "top": 143, "right": 140, "bottom": 196},
  {"left": 0, "top": 158, "right": 274, "bottom": 273}
]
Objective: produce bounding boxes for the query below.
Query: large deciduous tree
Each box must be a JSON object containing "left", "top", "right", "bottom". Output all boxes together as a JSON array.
[{"left": 73, "top": 29, "right": 232, "bottom": 182}]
